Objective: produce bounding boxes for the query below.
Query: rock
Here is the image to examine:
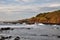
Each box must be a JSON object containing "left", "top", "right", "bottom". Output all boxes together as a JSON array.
[
  {"left": 40, "top": 34, "right": 49, "bottom": 36},
  {"left": 0, "top": 39, "right": 5, "bottom": 40},
  {"left": 56, "top": 27, "right": 59, "bottom": 29},
  {"left": 0, "top": 27, "right": 14, "bottom": 31},
  {"left": 8, "top": 36, "right": 12, "bottom": 39},
  {"left": 1, "top": 36, "right": 12, "bottom": 40},
  {"left": 14, "top": 36, "right": 20, "bottom": 40},
  {"left": 26, "top": 28, "right": 31, "bottom": 30},
  {"left": 57, "top": 36, "right": 60, "bottom": 38}
]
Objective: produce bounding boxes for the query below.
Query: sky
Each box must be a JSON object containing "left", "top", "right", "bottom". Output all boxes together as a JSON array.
[{"left": 0, "top": 0, "right": 60, "bottom": 21}]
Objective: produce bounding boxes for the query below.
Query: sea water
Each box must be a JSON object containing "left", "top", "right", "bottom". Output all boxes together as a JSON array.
[{"left": 0, "top": 24, "right": 60, "bottom": 40}]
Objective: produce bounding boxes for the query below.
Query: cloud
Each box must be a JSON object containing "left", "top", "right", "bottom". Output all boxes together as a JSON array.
[
  {"left": 0, "top": 3, "right": 60, "bottom": 12},
  {"left": 0, "top": 3, "right": 60, "bottom": 16},
  {"left": 0, "top": 0, "right": 60, "bottom": 21},
  {"left": 48, "top": 4, "right": 60, "bottom": 7},
  {"left": 19, "top": 0, "right": 31, "bottom": 2}
]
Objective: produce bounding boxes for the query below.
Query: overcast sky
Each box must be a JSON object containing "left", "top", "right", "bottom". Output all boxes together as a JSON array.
[{"left": 0, "top": 0, "right": 60, "bottom": 21}]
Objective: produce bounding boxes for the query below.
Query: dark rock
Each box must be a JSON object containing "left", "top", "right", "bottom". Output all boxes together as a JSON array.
[
  {"left": 8, "top": 36, "right": 12, "bottom": 39},
  {"left": 14, "top": 36, "right": 20, "bottom": 40},
  {"left": 0, "top": 39, "right": 5, "bottom": 40},
  {"left": 1, "top": 36, "right": 6, "bottom": 39},
  {"left": 0, "top": 27, "right": 14, "bottom": 30},
  {"left": 57, "top": 36, "right": 60, "bottom": 38},
  {"left": 40, "top": 34, "right": 48, "bottom": 36},
  {"left": 56, "top": 27, "right": 59, "bottom": 29},
  {"left": 26, "top": 28, "right": 31, "bottom": 30},
  {"left": 1, "top": 36, "right": 12, "bottom": 39},
  {"left": 30, "top": 34, "right": 37, "bottom": 36}
]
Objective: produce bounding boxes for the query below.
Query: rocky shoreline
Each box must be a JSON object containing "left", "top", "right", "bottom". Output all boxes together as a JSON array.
[
  {"left": 43, "top": 23, "right": 60, "bottom": 25},
  {"left": 2, "top": 10, "right": 60, "bottom": 25}
]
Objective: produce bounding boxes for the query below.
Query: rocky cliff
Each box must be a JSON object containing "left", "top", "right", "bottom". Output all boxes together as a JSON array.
[{"left": 18, "top": 10, "right": 60, "bottom": 25}]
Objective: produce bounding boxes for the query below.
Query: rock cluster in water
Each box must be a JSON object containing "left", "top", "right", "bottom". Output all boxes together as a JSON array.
[{"left": 0, "top": 35, "right": 20, "bottom": 40}]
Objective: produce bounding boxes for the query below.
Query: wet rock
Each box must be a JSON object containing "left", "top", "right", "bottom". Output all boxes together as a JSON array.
[
  {"left": 8, "top": 36, "right": 12, "bottom": 39},
  {"left": 56, "top": 27, "right": 59, "bottom": 29},
  {"left": 14, "top": 36, "right": 20, "bottom": 40},
  {"left": 0, "top": 36, "right": 5, "bottom": 40},
  {"left": 0, "top": 39, "right": 5, "bottom": 40},
  {"left": 0, "top": 27, "right": 14, "bottom": 31},
  {"left": 30, "top": 34, "right": 37, "bottom": 36},
  {"left": 40, "top": 34, "right": 49, "bottom": 36},
  {"left": 1, "top": 36, "right": 6, "bottom": 39},
  {"left": 57, "top": 36, "right": 60, "bottom": 38},
  {"left": 26, "top": 28, "right": 31, "bottom": 30},
  {"left": 1, "top": 36, "right": 12, "bottom": 40}
]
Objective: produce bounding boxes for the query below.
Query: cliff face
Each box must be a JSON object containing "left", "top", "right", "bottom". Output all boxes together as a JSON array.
[
  {"left": 35, "top": 10, "right": 60, "bottom": 24},
  {"left": 18, "top": 10, "right": 60, "bottom": 24}
]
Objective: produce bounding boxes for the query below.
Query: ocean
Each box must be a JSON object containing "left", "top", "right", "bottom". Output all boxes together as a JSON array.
[{"left": 0, "top": 24, "right": 60, "bottom": 40}]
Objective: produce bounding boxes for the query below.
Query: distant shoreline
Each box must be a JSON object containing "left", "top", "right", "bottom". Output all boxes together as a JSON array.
[{"left": 43, "top": 23, "right": 60, "bottom": 25}]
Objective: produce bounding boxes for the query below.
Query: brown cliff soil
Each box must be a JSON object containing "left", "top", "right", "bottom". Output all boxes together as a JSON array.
[{"left": 18, "top": 10, "right": 60, "bottom": 25}]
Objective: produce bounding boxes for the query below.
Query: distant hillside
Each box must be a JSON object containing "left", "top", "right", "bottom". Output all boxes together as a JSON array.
[
  {"left": 35, "top": 10, "right": 60, "bottom": 24},
  {"left": 18, "top": 10, "right": 60, "bottom": 25}
]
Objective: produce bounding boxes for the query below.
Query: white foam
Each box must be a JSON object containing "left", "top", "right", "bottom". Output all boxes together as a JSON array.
[{"left": 38, "top": 23, "right": 44, "bottom": 25}]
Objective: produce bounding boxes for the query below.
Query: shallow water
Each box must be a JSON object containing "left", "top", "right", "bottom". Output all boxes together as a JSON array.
[{"left": 0, "top": 24, "right": 60, "bottom": 40}]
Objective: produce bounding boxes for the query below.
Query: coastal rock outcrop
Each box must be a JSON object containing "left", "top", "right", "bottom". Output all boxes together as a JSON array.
[
  {"left": 4, "top": 10, "right": 60, "bottom": 25},
  {"left": 17, "top": 10, "right": 60, "bottom": 25}
]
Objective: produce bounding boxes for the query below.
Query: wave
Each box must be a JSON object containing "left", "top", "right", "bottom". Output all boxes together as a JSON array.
[{"left": 0, "top": 24, "right": 37, "bottom": 28}]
